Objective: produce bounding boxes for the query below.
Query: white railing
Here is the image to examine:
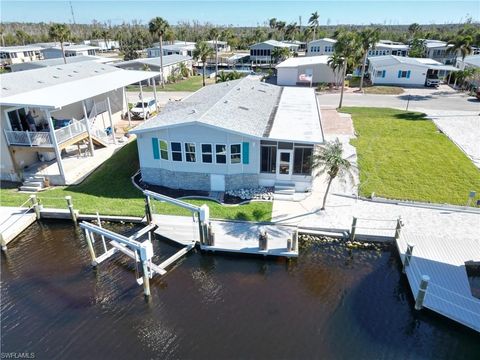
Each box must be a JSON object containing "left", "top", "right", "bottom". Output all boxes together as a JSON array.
[
  {"left": 4, "top": 130, "right": 53, "bottom": 147},
  {"left": 55, "top": 118, "right": 88, "bottom": 145}
]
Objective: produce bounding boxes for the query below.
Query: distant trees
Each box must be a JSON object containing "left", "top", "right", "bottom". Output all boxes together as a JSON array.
[
  {"left": 408, "top": 38, "right": 425, "bottom": 57},
  {"left": 358, "top": 27, "right": 381, "bottom": 91},
  {"left": 148, "top": 17, "right": 170, "bottom": 88},
  {"left": 193, "top": 41, "right": 214, "bottom": 86},
  {"left": 408, "top": 23, "right": 421, "bottom": 38},
  {"left": 48, "top": 23, "right": 71, "bottom": 64},
  {"left": 209, "top": 27, "right": 220, "bottom": 82}
]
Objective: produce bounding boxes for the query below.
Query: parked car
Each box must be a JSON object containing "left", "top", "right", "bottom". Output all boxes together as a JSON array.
[
  {"left": 130, "top": 98, "right": 156, "bottom": 119},
  {"left": 425, "top": 75, "right": 440, "bottom": 87}
]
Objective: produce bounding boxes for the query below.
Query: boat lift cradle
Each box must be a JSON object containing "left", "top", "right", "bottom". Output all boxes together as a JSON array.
[{"left": 79, "top": 190, "right": 210, "bottom": 297}]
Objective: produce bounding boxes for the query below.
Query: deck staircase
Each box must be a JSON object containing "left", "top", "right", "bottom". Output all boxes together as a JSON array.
[{"left": 19, "top": 176, "right": 46, "bottom": 192}]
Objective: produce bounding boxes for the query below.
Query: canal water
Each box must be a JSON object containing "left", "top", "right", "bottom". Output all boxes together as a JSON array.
[{"left": 1, "top": 221, "right": 479, "bottom": 359}]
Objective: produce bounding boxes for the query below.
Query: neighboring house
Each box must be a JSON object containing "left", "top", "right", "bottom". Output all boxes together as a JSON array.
[
  {"left": 456, "top": 55, "right": 480, "bottom": 70},
  {"left": 368, "top": 55, "right": 458, "bottom": 86},
  {"left": 369, "top": 40, "right": 409, "bottom": 57},
  {"left": 9, "top": 55, "right": 112, "bottom": 72},
  {"left": 283, "top": 40, "right": 307, "bottom": 51},
  {"left": 249, "top": 40, "right": 299, "bottom": 64},
  {"left": 205, "top": 40, "right": 231, "bottom": 52},
  {"left": 276, "top": 55, "right": 338, "bottom": 86},
  {"left": 84, "top": 39, "right": 120, "bottom": 51},
  {"left": 130, "top": 76, "right": 324, "bottom": 193},
  {"left": 307, "top": 38, "right": 336, "bottom": 56},
  {"left": 114, "top": 54, "right": 193, "bottom": 84},
  {"left": 0, "top": 62, "right": 158, "bottom": 185},
  {"left": 42, "top": 44, "right": 99, "bottom": 59},
  {"left": 423, "top": 39, "right": 457, "bottom": 64},
  {"left": 0, "top": 45, "right": 43, "bottom": 67},
  {"left": 147, "top": 41, "right": 196, "bottom": 58}
]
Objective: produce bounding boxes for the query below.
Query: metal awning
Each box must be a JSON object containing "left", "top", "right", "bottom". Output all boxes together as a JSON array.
[
  {"left": 429, "top": 65, "right": 459, "bottom": 71},
  {"left": 0, "top": 69, "right": 159, "bottom": 109}
]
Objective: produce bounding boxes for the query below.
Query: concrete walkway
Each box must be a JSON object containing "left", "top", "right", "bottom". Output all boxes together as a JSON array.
[{"left": 423, "top": 110, "right": 480, "bottom": 169}]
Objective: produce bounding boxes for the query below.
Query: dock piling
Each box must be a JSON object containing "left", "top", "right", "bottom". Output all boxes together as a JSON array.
[
  {"left": 395, "top": 216, "right": 403, "bottom": 240},
  {"left": 84, "top": 229, "right": 98, "bottom": 267},
  {"left": 30, "top": 195, "right": 41, "bottom": 220},
  {"left": 293, "top": 229, "right": 298, "bottom": 252},
  {"left": 414, "top": 275, "right": 430, "bottom": 310},
  {"left": 145, "top": 195, "right": 153, "bottom": 224},
  {"left": 350, "top": 217, "right": 357, "bottom": 241},
  {"left": 287, "top": 238, "right": 292, "bottom": 252},
  {"left": 402, "top": 243, "right": 415, "bottom": 273},
  {"left": 65, "top": 196, "right": 77, "bottom": 225}
]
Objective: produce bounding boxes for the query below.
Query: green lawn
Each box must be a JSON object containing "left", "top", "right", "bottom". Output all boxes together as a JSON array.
[
  {"left": 126, "top": 76, "right": 214, "bottom": 93},
  {"left": 363, "top": 86, "right": 404, "bottom": 95},
  {"left": 343, "top": 107, "right": 480, "bottom": 205},
  {"left": 0, "top": 141, "right": 272, "bottom": 221}
]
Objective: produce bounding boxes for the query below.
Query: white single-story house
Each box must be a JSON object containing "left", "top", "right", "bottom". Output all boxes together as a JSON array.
[
  {"left": 130, "top": 76, "right": 324, "bottom": 192},
  {"left": 206, "top": 40, "right": 231, "bottom": 52},
  {"left": 307, "top": 38, "right": 336, "bottom": 56},
  {"left": 368, "top": 55, "right": 458, "bottom": 86},
  {"left": 0, "top": 45, "right": 43, "bottom": 67},
  {"left": 0, "top": 62, "right": 158, "bottom": 185},
  {"left": 9, "top": 55, "right": 111, "bottom": 72},
  {"left": 147, "top": 41, "right": 196, "bottom": 58},
  {"left": 114, "top": 55, "right": 193, "bottom": 84},
  {"left": 276, "top": 55, "right": 339, "bottom": 86},
  {"left": 42, "top": 44, "right": 98, "bottom": 59},
  {"left": 284, "top": 40, "right": 307, "bottom": 51},
  {"left": 84, "top": 39, "right": 120, "bottom": 51},
  {"left": 369, "top": 40, "right": 409, "bottom": 57},
  {"left": 249, "top": 40, "right": 299, "bottom": 64}
]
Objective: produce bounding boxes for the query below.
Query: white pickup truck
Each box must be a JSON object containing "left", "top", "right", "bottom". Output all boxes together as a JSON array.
[{"left": 130, "top": 97, "right": 157, "bottom": 119}]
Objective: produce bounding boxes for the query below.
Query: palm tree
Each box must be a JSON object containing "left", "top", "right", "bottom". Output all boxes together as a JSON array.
[
  {"left": 275, "top": 21, "right": 286, "bottom": 40},
  {"left": 327, "top": 53, "right": 344, "bottom": 88},
  {"left": 268, "top": 18, "right": 277, "bottom": 30},
  {"left": 217, "top": 71, "right": 230, "bottom": 83},
  {"left": 101, "top": 28, "right": 110, "bottom": 50},
  {"left": 448, "top": 35, "right": 473, "bottom": 63},
  {"left": 303, "top": 26, "right": 313, "bottom": 45},
  {"left": 308, "top": 11, "right": 320, "bottom": 40},
  {"left": 209, "top": 27, "right": 220, "bottom": 82},
  {"left": 285, "top": 23, "right": 298, "bottom": 41},
  {"left": 358, "top": 27, "right": 381, "bottom": 91},
  {"left": 408, "top": 23, "right": 421, "bottom": 38},
  {"left": 178, "top": 62, "right": 190, "bottom": 78},
  {"left": 193, "top": 41, "right": 214, "bottom": 87},
  {"left": 332, "top": 31, "right": 360, "bottom": 108},
  {"left": 271, "top": 46, "right": 291, "bottom": 64},
  {"left": 48, "top": 23, "right": 71, "bottom": 64},
  {"left": 148, "top": 17, "right": 170, "bottom": 89},
  {"left": 313, "top": 139, "right": 352, "bottom": 210}
]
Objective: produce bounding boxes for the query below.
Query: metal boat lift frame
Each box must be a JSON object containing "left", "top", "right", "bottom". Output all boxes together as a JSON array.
[{"left": 79, "top": 190, "right": 210, "bottom": 297}]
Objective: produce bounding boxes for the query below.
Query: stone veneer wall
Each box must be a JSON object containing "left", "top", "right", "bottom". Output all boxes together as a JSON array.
[{"left": 141, "top": 167, "right": 259, "bottom": 191}]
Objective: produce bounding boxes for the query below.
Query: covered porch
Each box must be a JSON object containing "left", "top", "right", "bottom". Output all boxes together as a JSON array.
[{"left": 1, "top": 64, "right": 159, "bottom": 185}]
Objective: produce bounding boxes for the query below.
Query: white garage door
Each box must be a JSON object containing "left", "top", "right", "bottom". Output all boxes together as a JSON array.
[
  {"left": 210, "top": 174, "right": 225, "bottom": 191},
  {"left": 277, "top": 68, "right": 299, "bottom": 86}
]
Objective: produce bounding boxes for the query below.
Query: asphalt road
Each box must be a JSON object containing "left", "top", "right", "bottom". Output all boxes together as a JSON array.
[{"left": 318, "top": 86, "right": 480, "bottom": 112}]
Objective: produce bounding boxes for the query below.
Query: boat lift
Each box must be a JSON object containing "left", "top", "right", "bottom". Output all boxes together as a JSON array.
[{"left": 79, "top": 190, "right": 211, "bottom": 297}]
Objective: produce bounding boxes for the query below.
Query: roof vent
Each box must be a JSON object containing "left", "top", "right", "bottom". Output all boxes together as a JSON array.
[
  {"left": 53, "top": 75, "right": 60, "bottom": 79},
  {"left": 37, "top": 80, "right": 44, "bottom": 83},
  {"left": 251, "top": 86, "right": 254, "bottom": 89},
  {"left": 258, "top": 89, "right": 266, "bottom": 93},
  {"left": 239, "top": 106, "right": 249, "bottom": 111},
  {"left": 237, "top": 88, "right": 241, "bottom": 90},
  {"left": 2, "top": 87, "right": 8, "bottom": 90},
  {"left": 191, "top": 109, "right": 197, "bottom": 114},
  {"left": 56, "top": 67, "right": 62, "bottom": 70},
  {"left": 224, "top": 100, "right": 229, "bottom": 103}
]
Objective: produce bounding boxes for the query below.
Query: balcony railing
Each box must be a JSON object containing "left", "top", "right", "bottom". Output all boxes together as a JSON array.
[
  {"left": 5, "top": 117, "right": 110, "bottom": 148},
  {"left": 4, "top": 130, "right": 52, "bottom": 147}
]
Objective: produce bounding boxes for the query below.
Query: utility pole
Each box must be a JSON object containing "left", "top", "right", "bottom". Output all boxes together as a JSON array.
[{"left": 69, "top": 1, "right": 76, "bottom": 25}]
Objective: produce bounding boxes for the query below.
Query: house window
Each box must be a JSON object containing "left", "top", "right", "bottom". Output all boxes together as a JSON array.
[
  {"left": 185, "top": 143, "right": 196, "bottom": 162},
  {"left": 202, "top": 144, "right": 213, "bottom": 163},
  {"left": 160, "top": 140, "right": 168, "bottom": 160},
  {"left": 230, "top": 144, "right": 241, "bottom": 164},
  {"left": 293, "top": 146, "right": 313, "bottom": 175},
  {"left": 261, "top": 145, "right": 277, "bottom": 173},
  {"left": 215, "top": 144, "right": 227, "bottom": 164},
  {"left": 171, "top": 142, "right": 182, "bottom": 161},
  {"left": 399, "top": 70, "right": 408, "bottom": 78}
]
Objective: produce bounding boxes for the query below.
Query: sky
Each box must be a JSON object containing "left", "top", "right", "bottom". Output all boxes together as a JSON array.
[{"left": 1, "top": 0, "right": 478, "bottom": 26}]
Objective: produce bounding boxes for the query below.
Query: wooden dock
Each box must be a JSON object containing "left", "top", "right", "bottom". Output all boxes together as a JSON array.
[
  {"left": 153, "top": 214, "right": 298, "bottom": 258},
  {"left": 0, "top": 206, "right": 37, "bottom": 250},
  {"left": 396, "top": 232, "right": 480, "bottom": 332}
]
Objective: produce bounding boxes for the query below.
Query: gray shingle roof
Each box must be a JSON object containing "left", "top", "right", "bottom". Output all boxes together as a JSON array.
[{"left": 131, "top": 76, "right": 283, "bottom": 138}]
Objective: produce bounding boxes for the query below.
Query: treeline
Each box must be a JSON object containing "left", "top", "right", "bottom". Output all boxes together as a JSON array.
[{"left": 1, "top": 18, "right": 479, "bottom": 51}]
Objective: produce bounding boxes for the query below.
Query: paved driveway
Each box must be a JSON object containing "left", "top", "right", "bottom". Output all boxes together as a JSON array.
[{"left": 318, "top": 85, "right": 480, "bottom": 112}]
